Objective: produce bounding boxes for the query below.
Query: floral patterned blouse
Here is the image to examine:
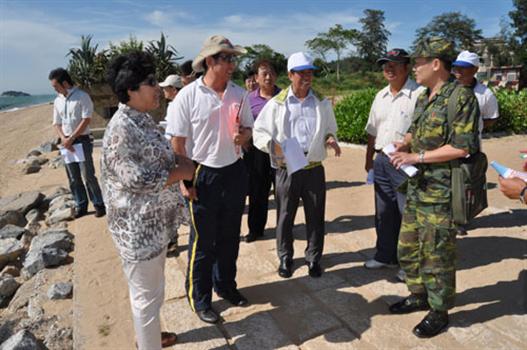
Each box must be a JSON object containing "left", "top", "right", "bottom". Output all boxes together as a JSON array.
[{"left": 101, "top": 103, "right": 189, "bottom": 263}]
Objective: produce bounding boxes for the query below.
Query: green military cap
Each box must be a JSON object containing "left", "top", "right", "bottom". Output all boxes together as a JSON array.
[{"left": 412, "top": 36, "right": 456, "bottom": 61}]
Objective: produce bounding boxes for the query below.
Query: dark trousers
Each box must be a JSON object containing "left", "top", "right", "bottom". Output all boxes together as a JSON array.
[
  {"left": 64, "top": 135, "right": 104, "bottom": 211},
  {"left": 275, "top": 165, "right": 326, "bottom": 263},
  {"left": 243, "top": 145, "right": 275, "bottom": 236},
  {"left": 373, "top": 152, "right": 407, "bottom": 264},
  {"left": 186, "top": 159, "right": 248, "bottom": 312}
]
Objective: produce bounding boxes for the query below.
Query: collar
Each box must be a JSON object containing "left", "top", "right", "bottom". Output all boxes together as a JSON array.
[
  {"left": 287, "top": 87, "right": 314, "bottom": 103},
  {"left": 382, "top": 78, "right": 414, "bottom": 98},
  {"left": 118, "top": 103, "right": 147, "bottom": 118}
]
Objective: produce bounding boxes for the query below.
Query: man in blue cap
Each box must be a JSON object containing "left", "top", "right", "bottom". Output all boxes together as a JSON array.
[{"left": 253, "top": 52, "right": 341, "bottom": 279}]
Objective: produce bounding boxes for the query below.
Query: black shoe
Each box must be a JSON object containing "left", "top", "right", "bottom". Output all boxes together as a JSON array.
[
  {"left": 217, "top": 289, "right": 248, "bottom": 307},
  {"left": 94, "top": 205, "right": 106, "bottom": 218},
  {"left": 74, "top": 208, "right": 87, "bottom": 219},
  {"left": 306, "top": 261, "right": 322, "bottom": 278},
  {"left": 166, "top": 242, "right": 179, "bottom": 257},
  {"left": 413, "top": 310, "right": 449, "bottom": 338},
  {"left": 196, "top": 308, "right": 219, "bottom": 324},
  {"left": 278, "top": 257, "right": 292, "bottom": 278},
  {"left": 389, "top": 294, "right": 430, "bottom": 314},
  {"left": 242, "top": 232, "right": 262, "bottom": 243}
]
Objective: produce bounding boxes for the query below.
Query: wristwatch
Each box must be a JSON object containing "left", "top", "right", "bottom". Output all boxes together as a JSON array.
[
  {"left": 520, "top": 186, "right": 527, "bottom": 204},
  {"left": 418, "top": 151, "right": 425, "bottom": 164}
]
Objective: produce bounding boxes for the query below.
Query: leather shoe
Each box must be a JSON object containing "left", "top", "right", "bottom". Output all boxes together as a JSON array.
[
  {"left": 389, "top": 294, "right": 430, "bottom": 314},
  {"left": 242, "top": 232, "right": 262, "bottom": 243},
  {"left": 74, "top": 208, "right": 87, "bottom": 219},
  {"left": 217, "top": 289, "right": 248, "bottom": 307},
  {"left": 306, "top": 261, "right": 322, "bottom": 278},
  {"left": 161, "top": 332, "right": 177, "bottom": 347},
  {"left": 278, "top": 257, "right": 292, "bottom": 278},
  {"left": 196, "top": 308, "right": 219, "bottom": 324},
  {"left": 94, "top": 205, "right": 106, "bottom": 218},
  {"left": 413, "top": 310, "right": 449, "bottom": 338}
]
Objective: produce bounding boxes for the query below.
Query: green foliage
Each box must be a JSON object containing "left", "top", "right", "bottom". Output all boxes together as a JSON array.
[
  {"left": 413, "top": 12, "right": 483, "bottom": 51},
  {"left": 108, "top": 35, "right": 144, "bottom": 59},
  {"left": 305, "top": 24, "right": 359, "bottom": 81},
  {"left": 240, "top": 44, "right": 287, "bottom": 74},
  {"left": 312, "top": 71, "right": 384, "bottom": 96},
  {"left": 333, "top": 88, "right": 377, "bottom": 143},
  {"left": 145, "top": 33, "right": 183, "bottom": 80},
  {"left": 67, "top": 35, "right": 108, "bottom": 88},
  {"left": 357, "top": 9, "right": 390, "bottom": 69},
  {"left": 487, "top": 89, "right": 527, "bottom": 134}
]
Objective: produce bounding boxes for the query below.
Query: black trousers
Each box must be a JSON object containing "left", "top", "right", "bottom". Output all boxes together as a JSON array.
[
  {"left": 275, "top": 165, "right": 326, "bottom": 263},
  {"left": 186, "top": 159, "right": 248, "bottom": 312},
  {"left": 373, "top": 153, "right": 407, "bottom": 264},
  {"left": 243, "top": 145, "right": 275, "bottom": 236}
]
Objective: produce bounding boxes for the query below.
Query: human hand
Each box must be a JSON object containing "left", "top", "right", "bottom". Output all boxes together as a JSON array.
[
  {"left": 498, "top": 176, "right": 526, "bottom": 200},
  {"left": 390, "top": 151, "right": 418, "bottom": 169},
  {"left": 179, "top": 181, "right": 198, "bottom": 201},
  {"left": 365, "top": 158, "right": 373, "bottom": 172},
  {"left": 326, "top": 136, "right": 341, "bottom": 157},
  {"left": 234, "top": 127, "right": 251, "bottom": 146},
  {"left": 63, "top": 137, "right": 74, "bottom": 152},
  {"left": 393, "top": 140, "right": 409, "bottom": 153}
]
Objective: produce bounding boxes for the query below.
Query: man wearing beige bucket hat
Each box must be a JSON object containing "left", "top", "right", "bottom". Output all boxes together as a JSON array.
[{"left": 168, "top": 35, "right": 253, "bottom": 324}]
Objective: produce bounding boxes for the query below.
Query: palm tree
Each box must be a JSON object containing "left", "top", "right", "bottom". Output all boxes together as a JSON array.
[
  {"left": 67, "top": 35, "right": 107, "bottom": 87},
  {"left": 145, "top": 33, "right": 183, "bottom": 80}
]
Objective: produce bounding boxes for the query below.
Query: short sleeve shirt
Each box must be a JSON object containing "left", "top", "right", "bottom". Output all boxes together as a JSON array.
[
  {"left": 409, "top": 80, "right": 479, "bottom": 203},
  {"left": 248, "top": 86, "right": 281, "bottom": 119},
  {"left": 365, "top": 78, "right": 425, "bottom": 150},
  {"left": 167, "top": 78, "right": 254, "bottom": 168},
  {"left": 52, "top": 87, "right": 93, "bottom": 136},
  {"left": 473, "top": 81, "right": 499, "bottom": 136}
]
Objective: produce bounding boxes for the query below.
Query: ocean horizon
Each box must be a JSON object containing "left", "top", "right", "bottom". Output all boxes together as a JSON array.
[{"left": 0, "top": 94, "right": 55, "bottom": 112}]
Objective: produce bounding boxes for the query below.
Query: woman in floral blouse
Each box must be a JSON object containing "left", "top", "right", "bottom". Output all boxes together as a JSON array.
[{"left": 102, "top": 52, "right": 195, "bottom": 350}]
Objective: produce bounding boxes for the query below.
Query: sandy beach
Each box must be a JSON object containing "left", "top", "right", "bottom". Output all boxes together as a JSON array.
[{"left": 0, "top": 103, "right": 526, "bottom": 349}]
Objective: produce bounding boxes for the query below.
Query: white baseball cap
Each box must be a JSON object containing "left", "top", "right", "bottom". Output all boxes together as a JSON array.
[
  {"left": 287, "top": 52, "right": 318, "bottom": 72},
  {"left": 452, "top": 51, "right": 480, "bottom": 68},
  {"left": 159, "top": 74, "right": 183, "bottom": 88}
]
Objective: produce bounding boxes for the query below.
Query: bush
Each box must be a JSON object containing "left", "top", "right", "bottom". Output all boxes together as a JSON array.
[
  {"left": 487, "top": 89, "right": 527, "bottom": 134},
  {"left": 334, "top": 88, "right": 377, "bottom": 144}
]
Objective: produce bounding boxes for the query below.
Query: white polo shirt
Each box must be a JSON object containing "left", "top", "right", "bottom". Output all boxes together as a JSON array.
[
  {"left": 286, "top": 89, "right": 317, "bottom": 153},
  {"left": 473, "top": 81, "right": 499, "bottom": 136},
  {"left": 167, "top": 78, "right": 253, "bottom": 168},
  {"left": 365, "top": 78, "right": 424, "bottom": 150},
  {"left": 52, "top": 87, "right": 93, "bottom": 136}
]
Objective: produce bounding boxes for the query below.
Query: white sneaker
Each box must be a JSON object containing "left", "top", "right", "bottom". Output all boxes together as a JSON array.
[
  {"left": 396, "top": 269, "right": 406, "bottom": 282},
  {"left": 364, "top": 259, "right": 398, "bottom": 269}
]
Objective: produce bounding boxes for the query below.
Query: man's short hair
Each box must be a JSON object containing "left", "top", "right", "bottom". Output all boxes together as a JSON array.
[
  {"left": 253, "top": 59, "right": 277, "bottom": 75},
  {"left": 48, "top": 68, "right": 74, "bottom": 86},
  {"left": 180, "top": 60, "right": 193, "bottom": 76},
  {"left": 106, "top": 51, "right": 155, "bottom": 104}
]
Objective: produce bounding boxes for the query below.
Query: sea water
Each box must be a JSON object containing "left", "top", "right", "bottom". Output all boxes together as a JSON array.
[{"left": 0, "top": 94, "right": 55, "bottom": 112}]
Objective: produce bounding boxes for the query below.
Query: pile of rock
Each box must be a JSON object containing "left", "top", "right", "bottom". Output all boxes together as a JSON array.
[
  {"left": 0, "top": 187, "right": 76, "bottom": 349},
  {"left": 16, "top": 139, "right": 63, "bottom": 175}
]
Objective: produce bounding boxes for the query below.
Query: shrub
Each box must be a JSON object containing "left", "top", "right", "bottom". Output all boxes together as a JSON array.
[
  {"left": 487, "top": 89, "right": 527, "bottom": 134},
  {"left": 334, "top": 88, "right": 377, "bottom": 144}
]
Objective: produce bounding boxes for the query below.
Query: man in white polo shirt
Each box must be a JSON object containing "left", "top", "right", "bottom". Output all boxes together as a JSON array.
[
  {"left": 363, "top": 49, "right": 424, "bottom": 277},
  {"left": 253, "top": 52, "right": 341, "bottom": 279},
  {"left": 49, "top": 68, "right": 105, "bottom": 218},
  {"left": 452, "top": 50, "right": 499, "bottom": 138},
  {"left": 168, "top": 35, "right": 253, "bottom": 324}
]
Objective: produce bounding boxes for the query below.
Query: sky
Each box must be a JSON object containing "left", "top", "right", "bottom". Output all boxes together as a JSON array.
[{"left": 0, "top": 0, "right": 515, "bottom": 94}]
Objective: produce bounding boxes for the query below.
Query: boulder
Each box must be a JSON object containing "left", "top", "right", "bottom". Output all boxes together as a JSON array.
[
  {"left": 44, "top": 187, "right": 70, "bottom": 205},
  {"left": 0, "top": 191, "right": 44, "bottom": 216},
  {"left": 47, "top": 282, "right": 72, "bottom": 300},
  {"left": 0, "top": 275, "right": 20, "bottom": 307},
  {"left": 27, "top": 299, "right": 44, "bottom": 320},
  {"left": 24, "top": 209, "right": 40, "bottom": 225},
  {"left": 45, "top": 207, "right": 75, "bottom": 226},
  {"left": 47, "top": 156, "right": 64, "bottom": 169},
  {"left": 48, "top": 195, "right": 74, "bottom": 213},
  {"left": 0, "top": 211, "right": 27, "bottom": 230},
  {"left": 0, "top": 265, "right": 20, "bottom": 278},
  {"left": 39, "top": 141, "right": 58, "bottom": 153},
  {"left": 0, "top": 225, "right": 27, "bottom": 240},
  {"left": 26, "top": 149, "right": 42, "bottom": 157},
  {"left": 22, "top": 230, "right": 73, "bottom": 277},
  {"left": 0, "top": 239, "right": 24, "bottom": 270},
  {"left": 21, "top": 160, "right": 41, "bottom": 174},
  {"left": 42, "top": 248, "right": 68, "bottom": 268},
  {"left": 0, "top": 329, "right": 40, "bottom": 350}
]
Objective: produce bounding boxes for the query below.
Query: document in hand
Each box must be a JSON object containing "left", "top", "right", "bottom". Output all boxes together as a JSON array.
[
  {"left": 60, "top": 144, "right": 86, "bottom": 164},
  {"left": 281, "top": 137, "right": 309, "bottom": 175},
  {"left": 382, "top": 143, "right": 418, "bottom": 177}
]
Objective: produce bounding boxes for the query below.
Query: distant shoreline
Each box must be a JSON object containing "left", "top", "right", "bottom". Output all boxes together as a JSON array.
[{"left": 0, "top": 101, "right": 54, "bottom": 114}]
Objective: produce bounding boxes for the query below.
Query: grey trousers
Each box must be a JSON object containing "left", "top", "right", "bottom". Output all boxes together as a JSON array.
[{"left": 275, "top": 165, "right": 326, "bottom": 263}]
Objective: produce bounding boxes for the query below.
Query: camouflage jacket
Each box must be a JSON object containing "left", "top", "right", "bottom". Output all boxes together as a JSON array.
[{"left": 408, "top": 80, "right": 479, "bottom": 203}]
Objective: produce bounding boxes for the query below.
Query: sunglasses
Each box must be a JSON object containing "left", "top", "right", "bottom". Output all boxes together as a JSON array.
[
  {"left": 215, "top": 53, "right": 237, "bottom": 64},
  {"left": 140, "top": 75, "right": 158, "bottom": 87}
]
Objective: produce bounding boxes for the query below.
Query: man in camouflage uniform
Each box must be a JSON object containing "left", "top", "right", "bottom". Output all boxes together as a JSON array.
[{"left": 389, "top": 37, "right": 479, "bottom": 338}]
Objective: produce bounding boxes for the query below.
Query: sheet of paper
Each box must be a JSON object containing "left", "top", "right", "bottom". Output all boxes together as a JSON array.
[
  {"left": 281, "top": 137, "right": 309, "bottom": 174},
  {"left": 382, "top": 143, "right": 418, "bottom": 177},
  {"left": 60, "top": 143, "right": 85, "bottom": 164}
]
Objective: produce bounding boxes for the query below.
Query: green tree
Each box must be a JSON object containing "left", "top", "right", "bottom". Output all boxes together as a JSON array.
[
  {"left": 357, "top": 9, "right": 390, "bottom": 69},
  {"left": 240, "top": 44, "right": 287, "bottom": 74},
  {"left": 305, "top": 24, "right": 359, "bottom": 81},
  {"left": 509, "top": 0, "right": 527, "bottom": 65},
  {"left": 108, "top": 35, "right": 144, "bottom": 59},
  {"left": 413, "top": 12, "right": 483, "bottom": 51},
  {"left": 145, "top": 33, "right": 183, "bottom": 80},
  {"left": 67, "top": 35, "right": 108, "bottom": 87}
]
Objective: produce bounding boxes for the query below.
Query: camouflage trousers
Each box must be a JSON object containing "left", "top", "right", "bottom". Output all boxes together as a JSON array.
[{"left": 398, "top": 192, "right": 457, "bottom": 311}]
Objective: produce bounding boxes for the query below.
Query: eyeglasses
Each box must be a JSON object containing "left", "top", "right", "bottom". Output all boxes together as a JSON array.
[
  {"left": 140, "top": 75, "right": 158, "bottom": 87},
  {"left": 215, "top": 53, "right": 237, "bottom": 64}
]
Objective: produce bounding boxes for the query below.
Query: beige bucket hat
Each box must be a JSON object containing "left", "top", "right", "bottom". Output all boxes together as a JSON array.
[{"left": 192, "top": 35, "right": 247, "bottom": 73}]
